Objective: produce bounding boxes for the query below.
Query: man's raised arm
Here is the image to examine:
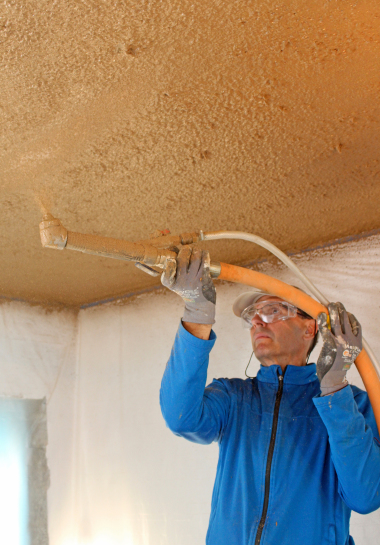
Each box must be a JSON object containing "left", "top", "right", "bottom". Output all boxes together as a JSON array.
[
  {"left": 159, "top": 247, "right": 230, "bottom": 444},
  {"left": 314, "top": 303, "right": 380, "bottom": 514}
]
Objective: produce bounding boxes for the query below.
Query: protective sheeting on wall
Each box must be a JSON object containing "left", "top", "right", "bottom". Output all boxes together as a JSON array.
[
  {"left": 0, "top": 396, "right": 49, "bottom": 545},
  {"left": 1, "top": 234, "right": 380, "bottom": 544},
  {"left": 0, "top": 304, "right": 78, "bottom": 543}
]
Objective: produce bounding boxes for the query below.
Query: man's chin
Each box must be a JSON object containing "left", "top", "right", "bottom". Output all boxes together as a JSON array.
[
  {"left": 253, "top": 338, "right": 272, "bottom": 351},
  {"left": 253, "top": 345, "right": 274, "bottom": 359}
]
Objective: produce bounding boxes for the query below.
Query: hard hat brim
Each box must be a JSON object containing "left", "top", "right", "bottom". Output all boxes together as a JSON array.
[{"left": 232, "top": 291, "right": 278, "bottom": 317}]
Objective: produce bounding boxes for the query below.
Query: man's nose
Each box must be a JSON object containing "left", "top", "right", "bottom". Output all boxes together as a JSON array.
[{"left": 251, "top": 313, "right": 266, "bottom": 327}]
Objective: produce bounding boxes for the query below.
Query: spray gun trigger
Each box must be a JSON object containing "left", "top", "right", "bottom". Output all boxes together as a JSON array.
[{"left": 135, "top": 262, "right": 161, "bottom": 277}]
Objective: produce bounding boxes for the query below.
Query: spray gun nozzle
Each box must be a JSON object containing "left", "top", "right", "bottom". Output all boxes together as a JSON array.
[{"left": 39, "top": 215, "right": 68, "bottom": 250}]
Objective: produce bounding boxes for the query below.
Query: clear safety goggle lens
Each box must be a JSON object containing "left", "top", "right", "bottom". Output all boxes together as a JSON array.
[{"left": 241, "top": 301, "right": 298, "bottom": 329}]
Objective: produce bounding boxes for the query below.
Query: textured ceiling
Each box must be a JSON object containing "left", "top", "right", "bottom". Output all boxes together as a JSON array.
[{"left": 1, "top": 0, "right": 380, "bottom": 307}]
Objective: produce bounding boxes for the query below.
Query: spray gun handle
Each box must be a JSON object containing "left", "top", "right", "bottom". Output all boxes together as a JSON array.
[{"left": 66, "top": 229, "right": 221, "bottom": 276}]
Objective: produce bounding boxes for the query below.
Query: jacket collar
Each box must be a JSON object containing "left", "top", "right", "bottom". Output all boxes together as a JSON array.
[{"left": 257, "top": 363, "right": 318, "bottom": 385}]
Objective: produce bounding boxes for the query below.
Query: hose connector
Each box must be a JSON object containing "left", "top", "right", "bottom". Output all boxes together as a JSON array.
[
  {"left": 39, "top": 214, "right": 68, "bottom": 250},
  {"left": 210, "top": 262, "right": 221, "bottom": 278}
]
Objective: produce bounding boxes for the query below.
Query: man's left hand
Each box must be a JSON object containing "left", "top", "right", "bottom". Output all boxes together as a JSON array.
[{"left": 316, "top": 302, "right": 362, "bottom": 396}]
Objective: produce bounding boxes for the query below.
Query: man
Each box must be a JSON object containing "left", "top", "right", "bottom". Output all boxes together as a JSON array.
[{"left": 160, "top": 247, "right": 380, "bottom": 545}]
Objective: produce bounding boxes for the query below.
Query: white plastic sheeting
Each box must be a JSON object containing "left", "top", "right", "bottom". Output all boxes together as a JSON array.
[
  {"left": 1, "top": 234, "right": 380, "bottom": 544},
  {"left": 0, "top": 396, "right": 49, "bottom": 545},
  {"left": 0, "top": 304, "right": 77, "bottom": 543}
]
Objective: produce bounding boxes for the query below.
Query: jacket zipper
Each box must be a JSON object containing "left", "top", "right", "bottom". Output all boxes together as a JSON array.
[{"left": 254, "top": 368, "right": 286, "bottom": 545}]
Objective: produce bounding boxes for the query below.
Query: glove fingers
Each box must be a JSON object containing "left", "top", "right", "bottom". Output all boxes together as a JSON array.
[
  {"left": 202, "top": 250, "right": 211, "bottom": 268},
  {"left": 177, "top": 246, "right": 192, "bottom": 277},
  {"left": 201, "top": 251, "right": 216, "bottom": 304},
  {"left": 337, "top": 302, "right": 347, "bottom": 335},
  {"left": 328, "top": 303, "right": 344, "bottom": 337},
  {"left": 316, "top": 311, "right": 338, "bottom": 384},
  {"left": 188, "top": 247, "right": 203, "bottom": 278},
  {"left": 317, "top": 312, "right": 335, "bottom": 343},
  {"left": 161, "top": 258, "right": 177, "bottom": 288},
  {"left": 200, "top": 250, "right": 211, "bottom": 278},
  {"left": 347, "top": 311, "right": 362, "bottom": 339}
]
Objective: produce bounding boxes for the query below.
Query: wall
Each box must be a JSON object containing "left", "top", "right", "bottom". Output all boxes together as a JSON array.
[{"left": 1, "top": 234, "right": 380, "bottom": 543}]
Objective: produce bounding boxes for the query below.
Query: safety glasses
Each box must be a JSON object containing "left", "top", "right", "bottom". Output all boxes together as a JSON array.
[{"left": 241, "top": 300, "right": 311, "bottom": 329}]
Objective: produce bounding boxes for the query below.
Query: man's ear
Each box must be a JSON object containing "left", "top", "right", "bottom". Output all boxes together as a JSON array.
[{"left": 304, "top": 319, "right": 316, "bottom": 339}]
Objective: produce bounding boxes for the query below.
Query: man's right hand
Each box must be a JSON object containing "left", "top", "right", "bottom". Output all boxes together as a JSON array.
[
  {"left": 316, "top": 302, "right": 362, "bottom": 396},
  {"left": 161, "top": 246, "right": 216, "bottom": 325}
]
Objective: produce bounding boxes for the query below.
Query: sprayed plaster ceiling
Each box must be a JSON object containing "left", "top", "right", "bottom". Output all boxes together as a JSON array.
[{"left": 1, "top": 0, "right": 380, "bottom": 307}]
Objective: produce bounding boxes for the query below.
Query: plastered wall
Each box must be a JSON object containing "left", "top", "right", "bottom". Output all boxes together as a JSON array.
[{"left": 1, "top": 234, "right": 380, "bottom": 544}]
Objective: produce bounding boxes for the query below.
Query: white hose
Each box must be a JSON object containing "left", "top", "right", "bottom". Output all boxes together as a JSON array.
[{"left": 203, "top": 230, "right": 380, "bottom": 378}]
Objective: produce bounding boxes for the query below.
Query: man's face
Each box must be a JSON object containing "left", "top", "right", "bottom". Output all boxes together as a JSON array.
[{"left": 250, "top": 296, "right": 315, "bottom": 366}]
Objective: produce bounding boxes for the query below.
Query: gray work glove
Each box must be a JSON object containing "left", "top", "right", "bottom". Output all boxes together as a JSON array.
[
  {"left": 316, "top": 302, "right": 362, "bottom": 396},
  {"left": 161, "top": 246, "right": 216, "bottom": 324}
]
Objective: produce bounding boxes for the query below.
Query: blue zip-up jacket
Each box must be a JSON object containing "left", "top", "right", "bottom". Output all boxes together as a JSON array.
[{"left": 160, "top": 323, "right": 380, "bottom": 545}]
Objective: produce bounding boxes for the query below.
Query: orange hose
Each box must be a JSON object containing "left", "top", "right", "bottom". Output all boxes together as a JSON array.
[{"left": 219, "top": 262, "right": 380, "bottom": 436}]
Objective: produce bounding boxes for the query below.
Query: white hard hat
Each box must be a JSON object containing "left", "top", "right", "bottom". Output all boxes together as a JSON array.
[
  {"left": 232, "top": 291, "right": 278, "bottom": 318},
  {"left": 232, "top": 285, "right": 312, "bottom": 318}
]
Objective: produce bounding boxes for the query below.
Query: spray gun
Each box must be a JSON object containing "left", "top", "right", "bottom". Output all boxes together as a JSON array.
[
  {"left": 39, "top": 214, "right": 222, "bottom": 278},
  {"left": 39, "top": 213, "right": 380, "bottom": 435}
]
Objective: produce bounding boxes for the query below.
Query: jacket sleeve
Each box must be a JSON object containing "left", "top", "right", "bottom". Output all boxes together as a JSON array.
[
  {"left": 159, "top": 321, "right": 231, "bottom": 445},
  {"left": 313, "top": 385, "right": 380, "bottom": 514}
]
